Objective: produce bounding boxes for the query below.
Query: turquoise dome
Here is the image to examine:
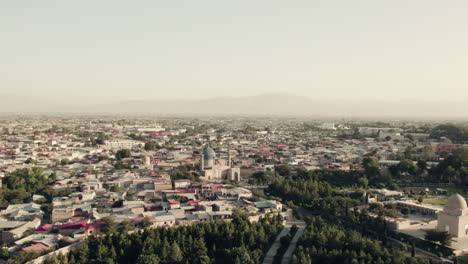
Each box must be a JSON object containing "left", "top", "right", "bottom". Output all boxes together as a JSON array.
[{"left": 202, "top": 145, "right": 216, "bottom": 160}]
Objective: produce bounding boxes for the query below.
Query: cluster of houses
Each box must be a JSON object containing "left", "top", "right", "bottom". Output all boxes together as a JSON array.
[
  {"left": 1, "top": 179, "right": 282, "bottom": 255},
  {"left": 0, "top": 117, "right": 466, "bottom": 260}
]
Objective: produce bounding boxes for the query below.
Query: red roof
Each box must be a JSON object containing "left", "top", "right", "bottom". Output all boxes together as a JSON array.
[
  {"left": 131, "top": 216, "right": 155, "bottom": 222},
  {"left": 58, "top": 221, "right": 87, "bottom": 230},
  {"left": 35, "top": 224, "right": 53, "bottom": 232},
  {"left": 167, "top": 199, "right": 180, "bottom": 205},
  {"left": 188, "top": 200, "right": 201, "bottom": 205},
  {"left": 85, "top": 221, "right": 105, "bottom": 230}
]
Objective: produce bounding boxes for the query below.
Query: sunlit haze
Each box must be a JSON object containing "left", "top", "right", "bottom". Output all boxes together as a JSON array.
[{"left": 1, "top": 0, "right": 467, "bottom": 112}]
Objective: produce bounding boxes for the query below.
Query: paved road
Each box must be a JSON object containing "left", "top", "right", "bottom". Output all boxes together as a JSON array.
[
  {"left": 388, "top": 237, "right": 453, "bottom": 264},
  {"left": 281, "top": 223, "right": 306, "bottom": 264},
  {"left": 263, "top": 225, "right": 292, "bottom": 264},
  {"left": 263, "top": 208, "right": 306, "bottom": 264}
]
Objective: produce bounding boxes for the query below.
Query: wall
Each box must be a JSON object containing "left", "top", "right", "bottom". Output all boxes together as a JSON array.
[{"left": 26, "top": 240, "right": 86, "bottom": 264}]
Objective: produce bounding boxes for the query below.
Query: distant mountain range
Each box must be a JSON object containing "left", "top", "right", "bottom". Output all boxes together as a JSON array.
[{"left": 0, "top": 93, "right": 466, "bottom": 118}]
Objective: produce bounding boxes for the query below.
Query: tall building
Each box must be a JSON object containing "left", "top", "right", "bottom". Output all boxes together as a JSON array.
[{"left": 142, "top": 155, "right": 153, "bottom": 170}]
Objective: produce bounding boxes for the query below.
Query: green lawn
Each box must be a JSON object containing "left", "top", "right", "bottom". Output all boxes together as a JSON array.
[{"left": 424, "top": 198, "right": 447, "bottom": 205}]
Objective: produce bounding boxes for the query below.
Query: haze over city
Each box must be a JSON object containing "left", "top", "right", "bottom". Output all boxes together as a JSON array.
[{"left": 1, "top": 0, "right": 468, "bottom": 114}]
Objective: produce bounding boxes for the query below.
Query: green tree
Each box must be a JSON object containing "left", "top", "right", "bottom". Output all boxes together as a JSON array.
[
  {"left": 417, "top": 196, "right": 424, "bottom": 204},
  {"left": 16, "top": 213, "right": 284, "bottom": 264},
  {"left": 417, "top": 160, "right": 427, "bottom": 173},
  {"left": 398, "top": 159, "right": 417, "bottom": 175},
  {"left": 362, "top": 157, "right": 380, "bottom": 179},
  {"left": 136, "top": 254, "right": 160, "bottom": 264},
  {"left": 109, "top": 185, "right": 121, "bottom": 192},
  {"left": 115, "top": 149, "right": 131, "bottom": 160},
  {"left": 138, "top": 217, "right": 153, "bottom": 229},
  {"left": 0, "top": 247, "right": 9, "bottom": 259},
  {"left": 430, "top": 124, "right": 468, "bottom": 143},
  {"left": 24, "top": 158, "right": 36, "bottom": 164},
  {"left": 117, "top": 220, "right": 133, "bottom": 233},
  {"left": 101, "top": 216, "right": 116, "bottom": 234},
  {"left": 424, "top": 229, "right": 452, "bottom": 246},
  {"left": 114, "top": 160, "right": 125, "bottom": 170},
  {"left": 144, "top": 141, "right": 160, "bottom": 151},
  {"left": 95, "top": 133, "right": 107, "bottom": 145},
  {"left": 275, "top": 164, "right": 291, "bottom": 176},
  {"left": 404, "top": 146, "right": 414, "bottom": 159},
  {"left": 357, "top": 177, "right": 368, "bottom": 188},
  {"left": 0, "top": 168, "right": 55, "bottom": 206},
  {"left": 168, "top": 242, "right": 183, "bottom": 263}
]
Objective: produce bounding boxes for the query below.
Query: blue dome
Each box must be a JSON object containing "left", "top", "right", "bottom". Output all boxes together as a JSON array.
[{"left": 202, "top": 145, "right": 216, "bottom": 160}]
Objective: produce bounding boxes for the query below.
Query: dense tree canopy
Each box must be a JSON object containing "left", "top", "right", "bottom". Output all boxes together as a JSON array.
[
  {"left": 268, "top": 168, "right": 429, "bottom": 264},
  {"left": 424, "top": 230, "right": 452, "bottom": 246},
  {"left": 274, "top": 164, "right": 291, "bottom": 176},
  {"left": 171, "top": 165, "right": 199, "bottom": 182},
  {"left": 0, "top": 168, "right": 56, "bottom": 207},
  {"left": 43, "top": 213, "right": 283, "bottom": 264},
  {"left": 430, "top": 124, "right": 468, "bottom": 143},
  {"left": 429, "top": 151, "right": 467, "bottom": 184},
  {"left": 145, "top": 141, "right": 160, "bottom": 151},
  {"left": 292, "top": 217, "right": 427, "bottom": 264},
  {"left": 248, "top": 171, "right": 275, "bottom": 185},
  {"left": 115, "top": 149, "right": 131, "bottom": 160}
]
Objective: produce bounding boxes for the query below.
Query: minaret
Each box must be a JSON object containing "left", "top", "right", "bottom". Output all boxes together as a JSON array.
[
  {"left": 228, "top": 152, "right": 232, "bottom": 167},
  {"left": 143, "top": 156, "right": 151, "bottom": 166},
  {"left": 201, "top": 154, "right": 204, "bottom": 170}
]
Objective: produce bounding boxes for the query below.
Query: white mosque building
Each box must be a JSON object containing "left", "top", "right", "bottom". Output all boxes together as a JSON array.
[
  {"left": 200, "top": 145, "right": 241, "bottom": 182},
  {"left": 437, "top": 194, "right": 468, "bottom": 238}
]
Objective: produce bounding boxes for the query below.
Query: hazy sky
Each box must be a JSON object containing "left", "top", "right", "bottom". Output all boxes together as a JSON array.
[{"left": 1, "top": 0, "right": 467, "bottom": 103}]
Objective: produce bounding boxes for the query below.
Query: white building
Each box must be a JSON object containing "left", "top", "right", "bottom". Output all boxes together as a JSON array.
[
  {"left": 437, "top": 194, "right": 468, "bottom": 238},
  {"left": 104, "top": 140, "right": 143, "bottom": 150},
  {"left": 200, "top": 145, "right": 241, "bottom": 182},
  {"left": 319, "top": 123, "right": 336, "bottom": 130}
]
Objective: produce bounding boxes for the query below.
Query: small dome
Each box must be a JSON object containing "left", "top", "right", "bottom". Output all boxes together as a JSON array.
[
  {"left": 446, "top": 194, "right": 468, "bottom": 210},
  {"left": 202, "top": 145, "right": 216, "bottom": 160}
]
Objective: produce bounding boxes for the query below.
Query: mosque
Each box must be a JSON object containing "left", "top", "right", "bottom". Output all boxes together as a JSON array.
[
  {"left": 200, "top": 145, "right": 241, "bottom": 182},
  {"left": 437, "top": 194, "right": 468, "bottom": 238}
]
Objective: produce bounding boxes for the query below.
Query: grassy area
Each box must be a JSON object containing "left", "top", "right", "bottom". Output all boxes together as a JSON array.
[
  {"left": 424, "top": 198, "right": 447, "bottom": 205},
  {"left": 405, "top": 194, "right": 448, "bottom": 206}
]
